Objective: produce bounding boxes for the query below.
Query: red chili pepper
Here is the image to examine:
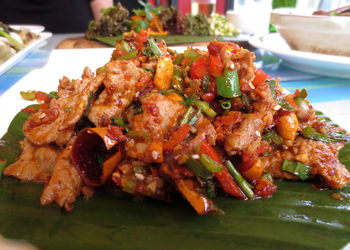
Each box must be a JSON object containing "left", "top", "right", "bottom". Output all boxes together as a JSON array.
[
  {"left": 200, "top": 141, "right": 246, "bottom": 199},
  {"left": 208, "top": 55, "right": 223, "bottom": 77},
  {"left": 136, "top": 30, "right": 149, "bottom": 44},
  {"left": 252, "top": 68, "right": 268, "bottom": 87},
  {"left": 208, "top": 40, "right": 224, "bottom": 56},
  {"left": 163, "top": 124, "right": 191, "bottom": 151},
  {"left": 254, "top": 177, "right": 277, "bottom": 197},
  {"left": 190, "top": 56, "right": 207, "bottom": 79},
  {"left": 35, "top": 92, "right": 50, "bottom": 103},
  {"left": 201, "top": 92, "right": 215, "bottom": 104},
  {"left": 22, "top": 107, "right": 37, "bottom": 114},
  {"left": 215, "top": 111, "right": 242, "bottom": 126}
]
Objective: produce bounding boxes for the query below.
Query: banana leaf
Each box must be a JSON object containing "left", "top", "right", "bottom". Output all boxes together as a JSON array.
[
  {"left": 92, "top": 35, "right": 236, "bottom": 47},
  {"left": 1, "top": 107, "right": 350, "bottom": 250}
]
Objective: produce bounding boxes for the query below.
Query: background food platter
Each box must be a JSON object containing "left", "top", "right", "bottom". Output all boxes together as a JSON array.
[
  {"left": 0, "top": 25, "right": 52, "bottom": 76},
  {"left": 0, "top": 48, "right": 350, "bottom": 250}
]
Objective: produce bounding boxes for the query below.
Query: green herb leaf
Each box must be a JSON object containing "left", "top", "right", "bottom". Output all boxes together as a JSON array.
[
  {"left": 339, "top": 143, "right": 350, "bottom": 171},
  {"left": 281, "top": 160, "right": 311, "bottom": 181}
]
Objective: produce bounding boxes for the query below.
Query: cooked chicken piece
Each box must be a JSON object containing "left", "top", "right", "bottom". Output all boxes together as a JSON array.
[
  {"left": 40, "top": 138, "right": 85, "bottom": 212},
  {"left": 224, "top": 112, "right": 267, "bottom": 155},
  {"left": 23, "top": 67, "right": 104, "bottom": 146},
  {"left": 4, "top": 139, "right": 59, "bottom": 183},
  {"left": 130, "top": 93, "right": 185, "bottom": 138},
  {"left": 262, "top": 136, "right": 350, "bottom": 189},
  {"left": 88, "top": 60, "right": 150, "bottom": 127},
  {"left": 194, "top": 115, "right": 217, "bottom": 146}
]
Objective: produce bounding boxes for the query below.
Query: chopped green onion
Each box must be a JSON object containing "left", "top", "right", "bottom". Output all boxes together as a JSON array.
[
  {"left": 262, "top": 129, "right": 283, "bottom": 145},
  {"left": 185, "top": 157, "right": 213, "bottom": 179},
  {"left": 302, "top": 127, "right": 337, "bottom": 143},
  {"left": 0, "top": 159, "right": 7, "bottom": 179},
  {"left": 268, "top": 80, "right": 294, "bottom": 111},
  {"left": 148, "top": 38, "right": 163, "bottom": 58},
  {"left": 202, "top": 73, "right": 210, "bottom": 93},
  {"left": 0, "top": 29, "right": 23, "bottom": 50},
  {"left": 183, "top": 54, "right": 201, "bottom": 67},
  {"left": 142, "top": 68, "right": 154, "bottom": 73},
  {"left": 117, "top": 50, "right": 138, "bottom": 60},
  {"left": 200, "top": 153, "right": 223, "bottom": 173},
  {"left": 281, "top": 160, "right": 311, "bottom": 181},
  {"left": 293, "top": 89, "right": 307, "bottom": 106},
  {"left": 180, "top": 106, "right": 195, "bottom": 125},
  {"left": 189, "top": 108, "right": 202, "bottom": 126},
  {"left": 216, "top": 69, "right": 241, "bottom": 98},
  {"left": 219, "top": 99, "right": 231, "bottom": 110},
  {"left": 193, "top": 100, "right": 216, "bottom": 118},
  {"left": 172, "top": 65, "right": 184, "bottom": 91},
  {"left": 225, "top": 160, "right": 255, "bottom": 199},
  {"left": 48, "top": 91, "right": 58, "bottom": 99}
]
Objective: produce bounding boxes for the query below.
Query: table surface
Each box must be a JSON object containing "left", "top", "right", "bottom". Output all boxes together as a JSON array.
[{"left": 1, "top": 33, "right": 349, "bottom": 130}]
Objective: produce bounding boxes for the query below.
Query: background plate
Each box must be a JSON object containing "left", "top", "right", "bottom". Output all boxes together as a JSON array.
[
  {"left": 249, "top": 33, "right": 350, "bottom": 79},
  {"left": 0, "top": 29, "right": 52, "bottom": 76}
]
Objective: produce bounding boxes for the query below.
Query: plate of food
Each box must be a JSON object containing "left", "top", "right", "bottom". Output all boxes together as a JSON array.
[
  {"left": 0, "top": 22, "right": 52, "bottom": 75},
  {"left": 248, "top": 32, "right": 350, "bottom": 78},
  {"left": 85, "top": 1, "right": 247, "bottom": 46},
  {"left": 0, "top": 31, "right": 350, "bottom": 250}
]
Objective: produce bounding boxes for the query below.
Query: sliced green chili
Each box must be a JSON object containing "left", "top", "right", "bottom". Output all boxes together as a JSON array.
[
  {"left": 148, "top": 38, "right": 163, "bottom": 58},
  {"left": 219, "top": 99, "right": 231, "bottom": 110},
  {"left": 262, "top": 129, "right": 283, "bottom": 145},
  {"left": 189, "top": 108, "right": 202, "bottom": 126},
  {"left": 193, "top": 100, "right": 216, "bottom": 118},
  {"left": 185, "top": 157, "right": 213, "bottom": 179},
  {"left": 225, "top": 160, "right": 254, "bottom": 199},
  {"left": 120, "top": 39, "right": 132, "bottom": 52},
  {"left": 174, "top": 53, "right": 184, "bottom": 65},
  {"left": 281, "top": 160, "right": 311, "bottom": 181},
  {"left": 216, "top": 69, "right": 241, "bottom": 98},
  {"left": 183, "top": 48, "right": 198, "bottom": 59},
  {"left": 200, "top": 154, "right": 223, "bottom": 173},
  {"left": 117, "top": 50, "right": 138, "bottom": 60},
  {"left": 302, "top": 127, "right": 337, "bottom": 143}
]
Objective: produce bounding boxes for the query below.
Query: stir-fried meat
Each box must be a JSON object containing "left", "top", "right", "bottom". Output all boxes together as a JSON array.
[
  {"left": 88, "top": 60, "right": 150, "bottom": 127},
  {"left": 40, "top": 138, "right": 85, "bottom": 212},
  {"left": 112, "top": 160, "right": 171, "bottom": 201},
  {"left": 23, "top": 67, "right": 104, "bottom": 146},
  {"left": 130, "top": 93, "right": 185, "bottom": 138},
  {"left": 4, "top": 139, "right": 59, "bottom": 183},
  {"left": 262, "top": 136, "right": 350, "bottom": 189},
  {"left": 224, "top": 112, "right": 266, "bottom": 155},
  {"left": 194, "top": 115, "right": 217, "bottom": 146}
]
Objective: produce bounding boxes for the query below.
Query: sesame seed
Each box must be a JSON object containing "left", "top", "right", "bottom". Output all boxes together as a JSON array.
[
  {"left": 135, "top": 173, "right": 144, "bottom": 181},
  {"left": 192, "top": 154, "right": 200, "bottom": 160},
  {"left": 274, "top": 104, "right": 281, "bottom": 110},
  {"left": 151, "top": 151, "right": 158, "bottom": 160},
  {"left": 248, "top": 82, "right": 255, "bottom": 89}
]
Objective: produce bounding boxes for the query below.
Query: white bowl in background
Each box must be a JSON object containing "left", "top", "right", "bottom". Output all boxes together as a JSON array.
[{"left": 270, "top": 8, "right": 350, "bottom": 57}]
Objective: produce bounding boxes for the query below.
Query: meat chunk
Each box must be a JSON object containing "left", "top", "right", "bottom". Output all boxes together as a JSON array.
[
  {"left": 130, "top": 93, "right": 185, "bottom": 138},
  {"left": 262, "top": 136, "right": 350, "bottom": 189},
  {"left": 88, "top": 60, "right": 150, "bottom": 126},
  {"left": 40, "top": 138, "right": 87, "bottom": 212},
  {"left": 23, "top": 67, "right": 104, "bottom": 146},
  {"left": 4, "top": 139, "right": 59, "bottom": 183}
]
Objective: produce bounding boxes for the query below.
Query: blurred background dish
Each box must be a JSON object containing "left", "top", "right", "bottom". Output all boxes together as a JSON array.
[
  {"left": 249, "top": 32, "right": 350, "bottom": 78},
  {"left": 270, "top": 7, "right": 350, "bottom": 56}
]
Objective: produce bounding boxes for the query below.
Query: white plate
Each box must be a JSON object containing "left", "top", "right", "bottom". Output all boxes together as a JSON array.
[
  {"left": 9, "top": 24, "right": 45, "bottom": 34},
  {"left": 248, "top": 33, "right": 350, "bottom": 79},
  {"left": 0, "top": 30, "right": 52, "bottom": 76}
]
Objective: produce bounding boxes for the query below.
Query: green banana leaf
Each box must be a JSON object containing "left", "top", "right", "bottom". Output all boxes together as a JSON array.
[
  {"left": 92, "top": 35, "right": 235, "bottom": 47},
  {"left": 1, "top": 107, "right": 350, "bottom": 250}
]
